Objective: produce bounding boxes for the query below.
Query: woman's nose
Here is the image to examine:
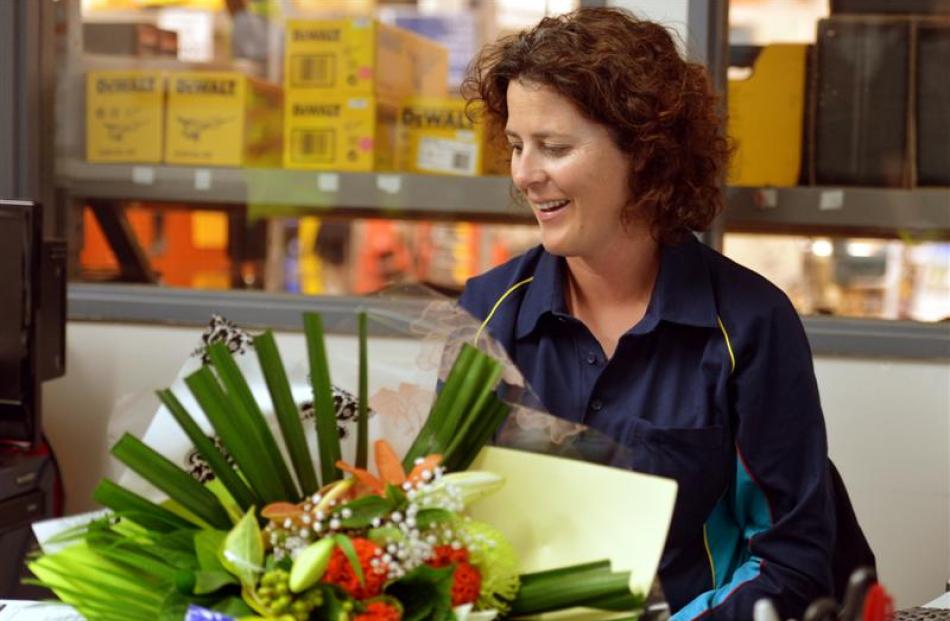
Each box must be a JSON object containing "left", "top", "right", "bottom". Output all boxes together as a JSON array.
[{"left": 511, "top": 149, "right": 546, "bottom": 191}]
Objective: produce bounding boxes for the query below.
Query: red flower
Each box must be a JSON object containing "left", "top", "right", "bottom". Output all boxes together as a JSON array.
[
  {"left": 427, "top": 545, "right": 482, "bottom": 606},
  {"left": 354, "top": 600, "right": 402, "bottom": 621},
  {"left": 322, "top": 538, "right": 387, "bottom": 599},
  {"left": 449, "top": 561, "right": 482, "bottom": 606},
  {"left": 428, "top": 545, "right": 470, "bottom": 567}
]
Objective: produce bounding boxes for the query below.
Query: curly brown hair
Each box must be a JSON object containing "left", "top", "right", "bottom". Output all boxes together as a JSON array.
[{"left": 462, "top": 7, "right": 731, "bottom": 244}]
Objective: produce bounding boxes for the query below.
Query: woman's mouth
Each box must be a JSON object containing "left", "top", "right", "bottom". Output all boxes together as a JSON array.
[{"left": 534, "top": 199, "right": 570, "bottom": 220}]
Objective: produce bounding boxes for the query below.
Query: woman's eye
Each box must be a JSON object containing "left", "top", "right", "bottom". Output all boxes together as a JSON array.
[
  {"left": 543, "top": 145, "right": 570, "bottom": 156},
  {"left": 510, "top": 144, "right": 523, "bottom": 154}
]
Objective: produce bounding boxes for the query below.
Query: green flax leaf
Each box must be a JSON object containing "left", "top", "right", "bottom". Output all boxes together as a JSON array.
[
  {"left": 93, "top": 479, "right": 193, "bottom": 533},
  {"left": 185, "top": 366, "right": 285, "bottom": 504},
  {"left": 304, "top": 312, "right": 342, "bottom": 484},
  {"left": 207, "top": 342, "right": 299, "bottom": 501},
  {"left": 111, "top": 433, "right": 230, "bottom": 530},
  {"left": 356, "top": 311, "right": 369, "bottom": 469},
  {"left": 402, "top": 344, "right": 478, "bottom": 469},
  {"left": 156, "top": 388, "right": 258, "bottom": 511},
  {"left": 254, "top": 330, "right": 320, "bottom": 496}
]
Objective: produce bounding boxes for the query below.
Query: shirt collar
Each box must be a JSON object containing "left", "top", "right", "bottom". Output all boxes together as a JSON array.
[
  {"left": 515, "top": 235, "right": 719, "bottom": 339},
  {"left": 515, "top": 249, "right": 566, "bottom": 338}
]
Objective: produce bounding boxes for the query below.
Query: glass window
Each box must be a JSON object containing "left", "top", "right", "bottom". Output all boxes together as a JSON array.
[
  {"left": 58, "top": 0, "right": 578, "bottom": 295},
  {"left": 46, "top": 0, "right": 950, "bottom": 325},
  {"left": 725, "top": 0, "right": 949, "bottom": 323}
]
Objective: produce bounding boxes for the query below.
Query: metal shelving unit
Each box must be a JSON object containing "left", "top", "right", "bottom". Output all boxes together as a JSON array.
[
  {"left": 58, "top": 160, "right": 523, "bottom": 220},
  {"left": 726, "top": 186, "right": 950, "bottom": 238},
  {"left": 58, "top": 159, "right": 950, "bottom": 234},
  {"left": 66, "top": 282, "right": 950, "bottom": 360}
]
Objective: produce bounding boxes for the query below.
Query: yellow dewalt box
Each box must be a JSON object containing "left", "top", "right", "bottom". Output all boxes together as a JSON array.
[
  {"left": 397, "top": 98, "right": 509, "bottom": 176},
  {"left": 283, "top": 94, "right": 399, "bottom": 172},
  {"left": 728, "top": 44, "right": 808, "bottom": 186},
  {"left": 165, "top": 71, "right": 283, "bottom": 167},
  {"left": 86, "top": 70, "right": 164, "bottom": 163},
  {"left": 284, "top": 18, "right": 448, "bottom": 99}
]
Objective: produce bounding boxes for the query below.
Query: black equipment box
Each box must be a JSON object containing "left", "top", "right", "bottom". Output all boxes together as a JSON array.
[
  {"left": 0, "top": 448, "right": 56, "bottom": 599},
  {"left": 831, "top": 0, "right": 950, "bottom": 15},
  {"left": 917, "top": 20, "right": 950, "bottom": 185},
  {"left": 812, "top": 17, "right": 912, "bottom": 186}
]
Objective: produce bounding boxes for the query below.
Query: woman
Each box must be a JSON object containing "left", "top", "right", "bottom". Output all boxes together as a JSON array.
[{"left": 459, "top": 8, "right": 852, "bottom": 620}]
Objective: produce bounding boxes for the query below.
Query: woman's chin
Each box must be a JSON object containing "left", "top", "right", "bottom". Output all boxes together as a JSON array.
[{"left": 539, "top": 235, "right": 574, "bottom": 257}]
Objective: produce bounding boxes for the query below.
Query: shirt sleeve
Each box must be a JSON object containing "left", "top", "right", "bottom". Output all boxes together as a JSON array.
[{"left": 671, "top": 298, "right": 836, "bottom": 621}]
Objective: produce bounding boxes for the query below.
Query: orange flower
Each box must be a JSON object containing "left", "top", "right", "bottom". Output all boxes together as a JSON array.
[
  {"left": 427, "top": 545, "right": 482, "bottom": 606},
  {"left": 322, "top": 537, "right": 387, "bottom": 599},
  {"left": 354, "top": 600, "right": 402, "bottom": 621},
  {"left": 336, "top": 440, "right": 442, "bottom": 497}
]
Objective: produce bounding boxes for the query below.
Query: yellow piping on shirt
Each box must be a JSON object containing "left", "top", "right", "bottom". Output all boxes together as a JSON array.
[
  {"left": 473, "top": 277, "right": 534, "bottom": 346},
  {"left": 716, "top": 315, "right": 736, "bottom": 374},
  {"left": 703, "top": 523, "right": 717, "bottom": 588}
]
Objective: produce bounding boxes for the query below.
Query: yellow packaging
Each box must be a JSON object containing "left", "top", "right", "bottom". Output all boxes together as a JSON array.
[
  {"left": 293, "top": 0, "right": 376, "bottom": 13},
  {"left": 86, "top": 70, "right": 164, "bottom": 163},
  {"left": 283, "top": 93, "right": 398, "bottom": 171},
  {"left": 165, "top": 71, "right": 283, "bottom": 167},
  {"left": 284, "top": 18, "right": 447, "bottom": 99},
  {"left": 728, "top": 44, "right": 808, "bottom": 186},
  {"left": 397, "top": 98, "right": 510, "bottom": 176}
]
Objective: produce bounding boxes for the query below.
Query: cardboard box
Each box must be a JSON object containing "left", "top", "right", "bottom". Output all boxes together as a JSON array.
[
  {"left": 86, "top": 70, "right": 164, "bottom": 163},
  {"left": 157, "top": 28, "right": 179, "bottom": 58},
  {"left": 403, "top": 27, "right": 450, "bottom": 98},
  {"left": 381, "top": 9, "right": 480, "bottom": 89},
  {"left": 83, "top": 23, "right": 160, "bottom": 56},
  {"left": 727, "top": 44, "right": 808, "bottom": 187},
  {"left": 396, "top": 98, "right": 509, "bottom": 176},
  {"left": 283, "top": 94, "right": 398, "bottom": 171},
  {"left": 164, "top": 71, "right": 283, "bottom": 167},
  {"left": 284, "top": 18, "right": 448, "bottom": 99}
]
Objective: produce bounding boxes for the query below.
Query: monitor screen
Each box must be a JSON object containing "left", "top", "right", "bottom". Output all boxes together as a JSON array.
[{"left": 0, "top": 200, "right": 40, "bottom": 443}]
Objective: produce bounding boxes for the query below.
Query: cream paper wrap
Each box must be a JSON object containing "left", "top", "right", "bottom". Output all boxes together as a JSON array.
[{"left": 470, "top": 446, "right": 676, "bottom": 602}]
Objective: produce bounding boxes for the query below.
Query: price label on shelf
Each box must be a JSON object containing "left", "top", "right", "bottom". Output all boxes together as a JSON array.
[
  {"left": 194, "top": 169, "right": 212, "bottom": 191},
  {"left": 819, "top": 189, "right": 844, "bottom": 210},
  {"left": 317, "top": 173, "right": 339, "bottom": 193},
  {"left": 131, "top": 166, "right": 155, "bottom": 185},
  {"left": 377, "top": 174, "right": 402, "bottom": 195},
  {"left": 755, "top": 188, "right": 778, "bottom": 209}
]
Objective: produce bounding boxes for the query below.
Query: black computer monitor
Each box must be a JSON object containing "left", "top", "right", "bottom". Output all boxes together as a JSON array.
[{"left": 0, "top": 200, "right": 64, "bottom": 447}]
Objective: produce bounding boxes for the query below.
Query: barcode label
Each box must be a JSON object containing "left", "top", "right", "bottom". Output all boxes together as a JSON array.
[
  {"left": 417, "top": 137, "right": 478, "bottom": 176},
  {"left": 452, "top": 152, "right": 471, "bottom": 172},
  {"left": 291, "top": 54, "right": 335, "bottom": 88},
  {"left": 291, "top": 129, "right": 335, "bottom": 163}
]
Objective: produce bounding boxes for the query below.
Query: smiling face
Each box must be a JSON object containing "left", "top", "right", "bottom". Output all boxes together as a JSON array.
[{"left": 506, "top": 79, "right": 638, "bottom": 260}]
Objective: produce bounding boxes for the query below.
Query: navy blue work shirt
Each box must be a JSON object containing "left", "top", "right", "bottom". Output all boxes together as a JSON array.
[{"left": 458, "top": 235, "right": 835, "bottom": 620}]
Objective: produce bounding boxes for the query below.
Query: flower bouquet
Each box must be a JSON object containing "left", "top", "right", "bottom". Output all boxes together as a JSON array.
[{"left": 25, "top": 303, "right": 677, "bottom": 621}]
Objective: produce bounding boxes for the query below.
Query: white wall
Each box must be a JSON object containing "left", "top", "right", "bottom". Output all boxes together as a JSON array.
[
  {"left": 43, "top": 321, "right": 950, "bottom": 609},
  {"left": 817, "top": 356, "right": 950, "bottom": 608}
]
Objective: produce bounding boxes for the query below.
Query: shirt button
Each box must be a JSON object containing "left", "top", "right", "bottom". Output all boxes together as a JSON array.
[
  {"left": 586, "top": 352, "right": 598, "bottom": 365},
  {"left": 557, "top": 316, "right": 567, "bottom": 323},
  {"left": 590, "top": 399, "right": 603, "bottom": 412}
]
